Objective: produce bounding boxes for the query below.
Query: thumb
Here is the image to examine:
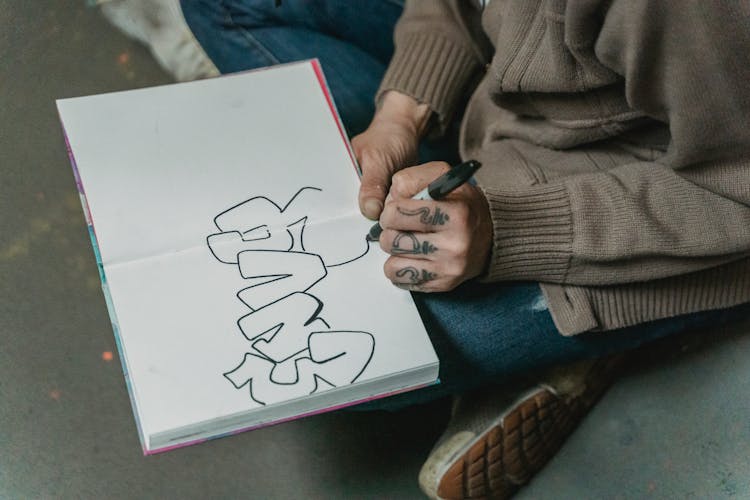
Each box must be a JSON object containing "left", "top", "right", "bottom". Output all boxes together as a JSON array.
[
  {"left": 390, "top": 162, "right": 451, "bottom": 199},
  {"left": 357, "top": 150, "right": 393, "bottom": 220}
]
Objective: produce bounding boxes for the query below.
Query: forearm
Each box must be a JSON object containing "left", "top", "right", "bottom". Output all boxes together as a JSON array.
[{"left": 376, "top": 0, "right": 489, "bottom": 134}]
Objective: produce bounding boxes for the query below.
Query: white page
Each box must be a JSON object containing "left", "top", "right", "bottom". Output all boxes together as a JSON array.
[
  {"left": 58, "top": 63, "right": 362, "bottom": 266},
  {"left": 105, "top": 232, "right": 433, "bottom": 438},
  {"left": 58, "top": 61, "right": 437, "bottom": 447}
]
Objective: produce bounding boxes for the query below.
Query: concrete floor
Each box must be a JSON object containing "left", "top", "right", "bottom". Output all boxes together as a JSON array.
[{"left": 1, "top": 1, "right": 749, "bottom": 498}]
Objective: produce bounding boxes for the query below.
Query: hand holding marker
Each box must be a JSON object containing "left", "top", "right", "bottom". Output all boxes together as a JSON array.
[{"left": 366, "top": 160, "right": 482, "bottom": 242}]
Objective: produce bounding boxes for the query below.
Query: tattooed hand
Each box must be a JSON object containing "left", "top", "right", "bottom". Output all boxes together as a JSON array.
[{"left": 378, "top": 162, "right": 493, "bottom": 292}]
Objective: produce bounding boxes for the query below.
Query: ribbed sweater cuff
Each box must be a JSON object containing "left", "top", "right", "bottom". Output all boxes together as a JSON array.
[
  {"left": 480, "top": 184, "right": 574, "bottom": 282},
  {"left": 377, "top": 32, "right": 480, "bottom": 133}
]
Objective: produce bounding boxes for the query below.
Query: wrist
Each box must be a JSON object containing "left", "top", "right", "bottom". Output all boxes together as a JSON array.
[{"left": 376, "top": 91, "right": 432, "bottom": 137}]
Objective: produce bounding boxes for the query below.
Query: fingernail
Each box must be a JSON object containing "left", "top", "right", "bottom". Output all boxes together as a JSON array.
[{"left": 364, "top": 199, "right": 383, "bottom": 219}]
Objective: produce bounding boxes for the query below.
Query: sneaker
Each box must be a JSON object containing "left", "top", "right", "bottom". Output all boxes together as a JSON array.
[
  {"left": 96, "top": 0, "right": 220, "bottom": 81},
  {"left": 418, "top": 355, "right": 626, "bottom": 499}
]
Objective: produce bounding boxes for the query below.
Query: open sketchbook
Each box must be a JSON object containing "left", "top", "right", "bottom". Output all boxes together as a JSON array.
[{"left": 57, "top": 60, "right": 438, "bottom": 454}]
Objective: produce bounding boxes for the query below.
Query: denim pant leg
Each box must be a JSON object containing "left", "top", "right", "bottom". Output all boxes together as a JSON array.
[
  {"left": 181, "top": 0, "right": 402, "bottom": 137},
  {"left": 359, "top": 282, "right": 750, "bottom": 411}
]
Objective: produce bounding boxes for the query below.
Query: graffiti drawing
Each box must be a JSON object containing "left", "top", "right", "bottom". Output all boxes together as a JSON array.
[{"left": 207, "top": 187, "right": 374, "bottom": 405}]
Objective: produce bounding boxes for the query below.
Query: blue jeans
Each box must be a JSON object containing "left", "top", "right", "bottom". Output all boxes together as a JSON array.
[{"left": 181, "top": 0, "right": 750, "bottom": 410}]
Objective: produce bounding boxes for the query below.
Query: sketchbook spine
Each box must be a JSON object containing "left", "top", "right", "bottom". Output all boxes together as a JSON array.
[{"left": 60, "top": 121, "right": 149, "bottom": 453}]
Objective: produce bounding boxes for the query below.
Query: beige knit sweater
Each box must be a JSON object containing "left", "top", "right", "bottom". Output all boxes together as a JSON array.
[{"left": 378, "top": 0, "right": 750, "bottom": 335}]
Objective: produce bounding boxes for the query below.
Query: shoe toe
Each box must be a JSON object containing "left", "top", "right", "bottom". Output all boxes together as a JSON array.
[{"left": 419, "top": 431, "right": 476, "bottom": 499}]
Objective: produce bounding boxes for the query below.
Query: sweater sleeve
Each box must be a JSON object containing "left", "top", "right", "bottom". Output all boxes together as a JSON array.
[
  {"left": 376, "top": 0, "right": 489, "bottom": 133},
  {"left": 481, "top": 0, "right": 750, "bottom": 286}
]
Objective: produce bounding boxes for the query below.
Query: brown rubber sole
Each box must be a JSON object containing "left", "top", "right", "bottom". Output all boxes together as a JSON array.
[{"left": 436, "top": 358, "right": 622, "bottom": 499}]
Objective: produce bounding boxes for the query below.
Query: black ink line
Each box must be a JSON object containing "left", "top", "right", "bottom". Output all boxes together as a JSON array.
[
  {"left": 206, "top": 228, "right": 291, "bottom": 264},
  {"left": 303, "top": 292, "right": 325, "bottom": 327},
  {"left": 247, "top": 379, "right": 263, "bottom": 405},
  {"left": 280, "top": 187, "right": 322, "bottom": 213},
  {"left": 286, "top": 216, "right": 309, "bottom": 252},
  {"left": 205, "top": 231, "right": 240, "bottom": 264},
  {"left": 234, "top": 248, "right": 327, "bottom": 288},
  {"left": 238, "top": 321, "right": 282, "bottom": 347},
  {"left": 325, "top": 236, "right": 371, "bottom": 267},
  {"left": 253, "top": 344, "right": 310, "bottom": 366},
  {"left": 241, "top": 225, "right": 271, "bottom": 239},
  {"left": 311, "top": 330, "right": 375, "bottom": 384},
  {"left": 211, "top": 187, "right": 378, "bottom": 404},
  {"left": 267, "top": 355, "right": 310, "bottom": 385},
  {"left": 223, "top": 353, "right": 269, "bottom": 405},
  {"left": 235, "top": 291, "right": 328, "bottom": 342},
  {"left": 310, "top": 374, "right": 337, "bottom": 395},
  {"left": 213, "top": 186, "right": 322, "bottom": 230},
  {"left": 237, "top": 274, "right": 292, "bottom": 293}
]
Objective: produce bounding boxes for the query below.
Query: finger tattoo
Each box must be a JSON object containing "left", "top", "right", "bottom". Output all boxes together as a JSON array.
[
  {"left": 397, "top": 206, "right": 450, "bottom": 226},
  {"left": 391, "top": 232, "right": 438, "bottom": 255},
  {"left": 394, "top": 266, "right": 437, "bottom": 286}
]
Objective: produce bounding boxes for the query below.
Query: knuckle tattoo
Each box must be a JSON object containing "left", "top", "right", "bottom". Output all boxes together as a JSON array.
[
  {"left": 393, "top": 266, "right": 437, "bottom": 287},
  {"left": 391, "top": 231, "right": 438, "bottom": 255},
  {"left": 397, "top": 206, "right": 450, "bottom": 226}
]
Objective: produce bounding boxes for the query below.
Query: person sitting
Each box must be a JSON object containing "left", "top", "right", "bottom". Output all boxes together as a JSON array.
[{"left": 177, "top": 1, "right": 750, "bottom": 497}]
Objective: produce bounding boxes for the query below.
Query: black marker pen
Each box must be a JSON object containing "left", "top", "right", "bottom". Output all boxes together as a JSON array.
[{"left": 366, "top": 159, "right": 482, "bottom": 242}]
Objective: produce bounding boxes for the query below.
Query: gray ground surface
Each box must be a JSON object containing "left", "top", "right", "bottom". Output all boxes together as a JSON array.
[{"left": 2, "top": 1, "right": 749, "bottom": 498}]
